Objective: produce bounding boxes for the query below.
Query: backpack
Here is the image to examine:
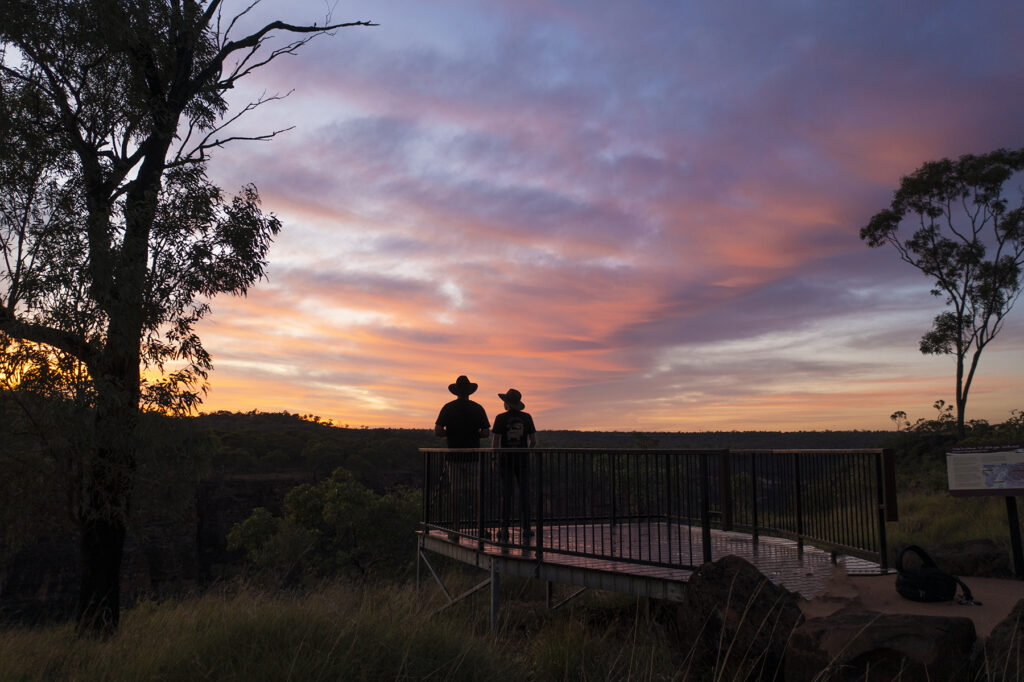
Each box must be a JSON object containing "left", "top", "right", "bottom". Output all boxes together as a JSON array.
[
  {"left": 895, "top": 545, "right": 978, "bottom": 604},
  {"left": 502, "top": 411, "right": 528, "bottom": 447}
]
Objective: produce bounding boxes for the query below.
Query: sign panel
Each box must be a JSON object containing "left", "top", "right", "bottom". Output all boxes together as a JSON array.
[{"left": 947, "top": 447, "right": 1024, "bottom": 496}]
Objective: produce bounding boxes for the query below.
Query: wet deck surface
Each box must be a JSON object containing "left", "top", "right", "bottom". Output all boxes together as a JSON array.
[{"left": 428, "top": 521, "right": 882, "bottom": 599}]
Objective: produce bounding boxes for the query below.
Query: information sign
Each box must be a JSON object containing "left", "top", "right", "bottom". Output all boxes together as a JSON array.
[{"left": 947, "top": 447, "right": 1024, "bottom": 496}]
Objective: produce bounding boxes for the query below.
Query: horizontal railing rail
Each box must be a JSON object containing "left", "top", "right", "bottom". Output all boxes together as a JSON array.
[{"left": 420, "top": 447, "right": 895, "bottom": 574}]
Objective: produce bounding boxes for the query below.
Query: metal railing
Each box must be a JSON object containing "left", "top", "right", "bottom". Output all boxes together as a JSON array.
[{"left": 420, "top": 447, "right": 896, "bottom": 572}]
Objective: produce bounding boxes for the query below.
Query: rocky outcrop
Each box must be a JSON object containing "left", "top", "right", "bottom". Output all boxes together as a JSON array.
[
  {"left": 927, "top": 539, "right": 1012, "bottom": 579},
  {"left": 785, "top": 606, "right": 977, "bottom": 682},
  {"left": 984, "top": 598, "right": 1024, "bottom": 681},
  {"left": 675, "top": 555, "right": 804, "bottom": 681}
]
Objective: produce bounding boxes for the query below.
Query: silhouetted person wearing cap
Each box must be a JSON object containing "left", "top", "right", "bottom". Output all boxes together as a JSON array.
[
  {"left": 492, "top": 388, "right": 536, "bottom": 544},
  {"left": 435, "top": 375, "right": 490, "bottom": 541}
]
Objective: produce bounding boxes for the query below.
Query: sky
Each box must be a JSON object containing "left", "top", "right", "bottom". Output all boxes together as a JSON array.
[{"left": 194, "top": 0, "right": 1024, "bottom": 432}]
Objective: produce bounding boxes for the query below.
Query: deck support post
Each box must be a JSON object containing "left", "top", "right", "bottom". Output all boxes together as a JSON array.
[
  {"left": 490, "top": 562, "right": 500, "bottom": 632},
  {"left": 416, "top": 539, "right": 422, "bottom": 592}
]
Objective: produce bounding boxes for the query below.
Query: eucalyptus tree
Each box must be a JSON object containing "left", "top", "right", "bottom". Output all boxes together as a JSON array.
[
  {"left": 862, "top": 149, "right": 1024, "bottom": 437},
  {"left": 0, "top": 0, "right": 373, "bottom": 634}
]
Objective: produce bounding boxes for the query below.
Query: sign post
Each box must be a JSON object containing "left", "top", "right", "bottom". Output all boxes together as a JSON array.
[{"left": 947, "top": 446, "right": 1024, "bottom": 578}]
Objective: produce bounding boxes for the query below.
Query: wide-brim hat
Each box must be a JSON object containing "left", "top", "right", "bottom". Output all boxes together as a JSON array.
[
  {"left": 498, "top": 388, "right": 525, "bottom": 410},
  {"left": 449, "top": 375, "right": 478, "bottom": 396}
]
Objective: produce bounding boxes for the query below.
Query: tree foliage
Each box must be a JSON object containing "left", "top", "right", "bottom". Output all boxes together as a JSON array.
[
  {"left": 0, "top": 0, "right": 373, "bottom": 634},
  {"left": 227, "top": 468, "right": 421, "bottom": 583},
  {"left": 861, "top": 149, "right": 1024, "bottom": 435}
]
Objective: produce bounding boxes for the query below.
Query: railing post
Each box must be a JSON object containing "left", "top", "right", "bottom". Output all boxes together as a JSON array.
[
  {"left": 793, "top": 451, "right": 803, "bottom": 555},
  {"left": 875, "top": 450, "right": 889, "bottom": 572},
  {"left": 423, "top": 450, "right": 431, "bottom": 528},
  {"left": 1006, "top": 497, "right": 1024, "bottom": 578},
  {"left": 700, "top": 451, "right": 712, "bottom": 564}
]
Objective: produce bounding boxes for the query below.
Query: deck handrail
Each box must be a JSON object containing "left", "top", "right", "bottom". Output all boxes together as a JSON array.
[{"left": 420, "top": 447, "right": 895, "bottom": 573}]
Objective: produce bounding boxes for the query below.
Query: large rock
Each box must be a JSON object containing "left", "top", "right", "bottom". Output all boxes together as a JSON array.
[
  {"left": 786, "top": 606, "right": 977, "bottom": 682},
  {"left": 928, "top": 539, "right": 1011, "bottom": 578},
  {"left": 675, "top": 555, "right": 804, "bottom": 681},
  {"left": 984, "top": 598, "right": 1024, "bottom": 681}
]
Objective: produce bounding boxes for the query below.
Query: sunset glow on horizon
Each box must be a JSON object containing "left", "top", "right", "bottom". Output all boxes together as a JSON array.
[{"left": 192, "top": 0, "right": 1024, "bottom": 432}]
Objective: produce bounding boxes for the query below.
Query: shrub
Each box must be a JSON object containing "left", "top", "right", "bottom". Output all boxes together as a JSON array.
[{"left": 227, "top": 468, "right": 420, "bottom": 583}]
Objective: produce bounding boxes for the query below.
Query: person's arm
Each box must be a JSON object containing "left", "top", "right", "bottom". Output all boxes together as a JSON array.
[
  {"left": 479, "top": 406, "right": 491, "bottom": 443},
  {"left": 528, "top": 432, "right": 537, "bottom": 448},
  {"left": 434, "top": 423, "right": 445, "bottom": 438},
  {"left": 492, "top": 432, "right": 500, "bottom": 448}
]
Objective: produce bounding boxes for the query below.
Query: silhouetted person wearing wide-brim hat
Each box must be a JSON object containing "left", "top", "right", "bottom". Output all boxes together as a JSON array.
[
  {"left": 434, "top": 375, "right": 489, "bottom": 447},
  {"left": 434, "top": 375, "right": 490, "bottom": 541},
  {"left": 492, "top": 388, "right": 536, "bottom": 545}
]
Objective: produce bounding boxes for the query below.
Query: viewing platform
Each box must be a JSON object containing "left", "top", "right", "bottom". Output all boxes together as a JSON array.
[{"left": 417, "top": 447, "right": 897, "bottom": 627}]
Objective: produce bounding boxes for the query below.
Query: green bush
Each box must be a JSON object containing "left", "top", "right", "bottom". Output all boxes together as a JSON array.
[{"left": 227, "top": 468, "right": 420, "bottom": 582}]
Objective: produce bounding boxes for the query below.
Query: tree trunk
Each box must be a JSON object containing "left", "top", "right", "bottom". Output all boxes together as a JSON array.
[
  {"left": 955, "top": 352, "right": 966, "bottom": 439},
  {"left": 76, "top": 324, "right": 141, "bottom": 635},
  {"left": 77, "top": 516, "right": 126, "bottom": 636}
]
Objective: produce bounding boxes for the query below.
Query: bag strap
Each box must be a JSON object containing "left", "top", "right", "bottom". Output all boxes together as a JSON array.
[
  {"left": 896, "top": 544, "right": 938, "bottom": 572},
  {"left": 954, "top": 576, "right": 981, "bottom": 605}
]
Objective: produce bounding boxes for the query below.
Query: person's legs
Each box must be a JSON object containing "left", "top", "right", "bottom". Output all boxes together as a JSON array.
[
  {"left": 516, "top": 454, "right": 531, "bottom": 539},
  {"left": 499, "top": 457, "right": 513, "bottom": 542}
]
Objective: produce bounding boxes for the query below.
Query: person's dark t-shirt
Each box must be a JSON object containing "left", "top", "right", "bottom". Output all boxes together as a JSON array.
[
  {"left": 492, "top": 410, "right": 536, "bottom": 448},
  {"left": 436, "top": 398, "right": 489, "bottom": 448}
]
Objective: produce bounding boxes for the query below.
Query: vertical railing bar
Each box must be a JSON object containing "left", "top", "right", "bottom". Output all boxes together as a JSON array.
[
  {"left": 831, "top": 453, "right": 840, "bottom": 549},
  {"left": 844, "top": 452, "right": 854, "bottom": 553},
  {"left": 859, "top": 453, "right": 870, "bottom": 555},
  {"left": 847, "top": 453, "right": 857, "bottom": 553},
  {"left": 793, "top": 451, "right": 803, "bottom": 554},
  {"left": 665, "top": 452, "right": 671, "bottom": 563},
  {"left": 699, "top": 451, "right": 712, "bottom": 563},
  {"left": 610, "top": 452, "right": 618, "bottom": 556},
  {"left": 423, "top": 451, "right": 431, "bottom": 530},
  {"left": 476, "top": 451, "right": 484, "bottom": 550},
  {"left": 658, "top": 452, "right": 665, "bottom": 563},
  {"left": 720, "top": 450, "right": 733, "bottom": 532},
  {"left": 626, "top": 453, "right": 633, "bottom": 559},
  {"left": 750, "top": 452, "right": 759, "bottom": 543},
  {"left": 874, "top": 450, "right": 888, "bottom": 571},
  {"left": 829, "top": 453, "right": 839, "bottom": 550},
  {"left": 535, "top": 449, "right": 544, "bottom": 561}
]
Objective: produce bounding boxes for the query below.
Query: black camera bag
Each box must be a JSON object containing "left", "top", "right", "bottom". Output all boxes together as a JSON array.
[{"left": 895, "top": 544, "right": 975, "bottom": 603}]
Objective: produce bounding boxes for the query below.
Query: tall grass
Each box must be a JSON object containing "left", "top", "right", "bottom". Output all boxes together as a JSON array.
[
  {"left": 0, "top": 577, "right": 705, "bottom": 682},
  {"left": 0, "top": 582, "right": 510, "bottom": 681},
  {"left": 4, "top": 572, "right": 1018, "bottom": 681},
  {"left": 888, "top": 491, "right": 1024, "bottom": 556}
]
